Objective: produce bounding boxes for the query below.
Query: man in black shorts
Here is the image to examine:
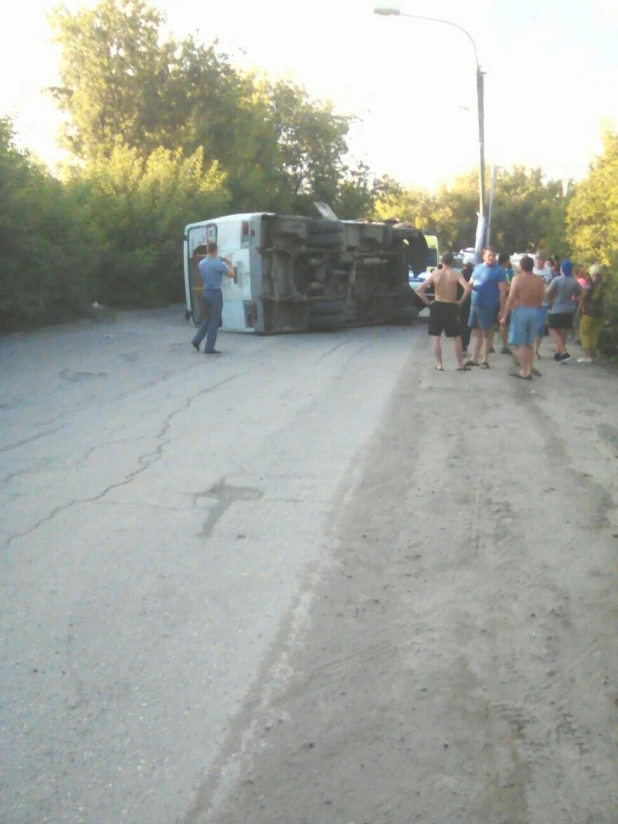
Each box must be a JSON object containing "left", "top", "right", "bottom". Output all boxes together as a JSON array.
[
  {"left": 417, "top": 251, "right": 472, "bottom": 370},
  {"left": 546, "top": 259, "right": 582, "bottom": 362}
]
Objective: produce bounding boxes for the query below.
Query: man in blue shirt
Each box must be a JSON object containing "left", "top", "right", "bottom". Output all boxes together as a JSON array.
[
  {"left": 466, "top": 247, "right": 508, "bottom": 369},
  {"left": 191, "top": 242, "right": 235, "bottom": 354}
]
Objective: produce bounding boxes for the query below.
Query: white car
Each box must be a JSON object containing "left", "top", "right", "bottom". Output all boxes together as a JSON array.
[
  {"left": 511, "top": 252, "right": 534, "bottom": 271},
  {"left": 409, "top": 267, "right": 431, "bottom": 291}
]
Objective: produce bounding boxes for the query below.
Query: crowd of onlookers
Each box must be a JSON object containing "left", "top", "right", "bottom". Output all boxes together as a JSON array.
[
  {"left": 508, "top": 252, "right": 607, "bottom": 363},
  {"left": 457, "top": 250, "right": 608, "bottom": 365},
  {"left": 418, "top": 247, "right": 609, "bottom": 377}
]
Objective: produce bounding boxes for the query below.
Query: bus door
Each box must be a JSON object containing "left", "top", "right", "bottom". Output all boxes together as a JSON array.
[{"left": 187, "top": 223, "right": 216, "bottom": 324}]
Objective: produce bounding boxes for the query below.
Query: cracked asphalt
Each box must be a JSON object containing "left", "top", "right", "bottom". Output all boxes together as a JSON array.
[
  {"left": 2, "top": 307, "right": 617, "bottom": 824},
  {"left": 1, "top": 308, "right": 412, "bottom": 824}
]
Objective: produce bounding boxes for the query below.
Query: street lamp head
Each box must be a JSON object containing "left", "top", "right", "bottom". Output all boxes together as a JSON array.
[{"left": 374, "top": 6, "right": 402, "bottom": 15}]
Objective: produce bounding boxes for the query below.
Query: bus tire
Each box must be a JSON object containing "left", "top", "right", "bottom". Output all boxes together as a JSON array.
[
  {"left": 310, "top": 219, "right": 344, "bottom": 234},
  {"left": 308, "top": 232, "right": 344, "bottom": 248}
]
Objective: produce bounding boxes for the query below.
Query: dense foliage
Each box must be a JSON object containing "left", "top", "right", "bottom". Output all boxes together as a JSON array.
[
  {"left": 567, "top": 130, "right": 618, "bottom": 355},
  {"left": 374, "top": 166, "right": 570, "bottom": 257}
]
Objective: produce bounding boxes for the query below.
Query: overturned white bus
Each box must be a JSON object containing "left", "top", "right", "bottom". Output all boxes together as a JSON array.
[{"left": 184, "top": 213, "right": 428, "bottom": 335}]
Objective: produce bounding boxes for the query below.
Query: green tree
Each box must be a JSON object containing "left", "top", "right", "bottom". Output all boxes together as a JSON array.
[
  {"left": 374, "top": 167, "right": 569, "bottom": 255},
  {"left": 261, "top": 79, "right": 350, "bottom": 212},
  {"left": 567, "top": 128, "right": 618, "bottom": 354},
  {"left": 490, "top": 167, "right": 569, "bottom": 256},
  {"left": 49, "top": 0, "right": 166, "bottom": 159},
  {"left": 567, "top": 130, "right": 618, "bottom": 268},
  {"left": 48, "top": 0, "right": 357, "bottom": 215}
]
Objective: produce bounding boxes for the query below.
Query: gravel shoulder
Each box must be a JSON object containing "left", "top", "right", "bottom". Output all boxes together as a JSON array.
[{"left": 197, "top": 336, "right": 618, "bottom": 824}]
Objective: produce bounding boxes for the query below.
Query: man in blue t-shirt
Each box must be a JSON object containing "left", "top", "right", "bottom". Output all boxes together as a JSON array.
[
  {"left": 466, "top": 247, "right": 508, "bottom": 369},
  {"left": 191, "top": 241, "right": 235, "bottom": 354}
]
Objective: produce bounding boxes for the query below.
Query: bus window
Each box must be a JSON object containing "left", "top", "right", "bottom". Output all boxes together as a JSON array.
[
  {"left": 241, "top": 220, "right": 250, "bottom": 248},
  {"left": 426, "top": 247, "right": 438, "bottom": 269}
]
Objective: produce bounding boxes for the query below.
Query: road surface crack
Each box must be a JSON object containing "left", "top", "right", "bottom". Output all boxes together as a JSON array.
[
  {"left": 0, "top": 425, "right": 67, "bottom": 454},
  {"left": 3, "top": 376, "right": 238, "bottom": 548}
]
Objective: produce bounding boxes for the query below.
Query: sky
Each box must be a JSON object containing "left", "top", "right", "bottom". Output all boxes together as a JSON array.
[{"left": 1, "top": 0, "right": 617, "bottom": 190}]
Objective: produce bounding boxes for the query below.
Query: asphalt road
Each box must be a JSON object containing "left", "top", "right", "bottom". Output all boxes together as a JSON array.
[{"left": 1, "top": 308, "right": 617, "bottom": 824}]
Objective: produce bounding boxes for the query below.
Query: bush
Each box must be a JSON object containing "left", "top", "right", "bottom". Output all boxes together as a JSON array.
[
  {"left": 598, "top": 265, "right": 618, "bottom": 356},
  {"left": 65, "top": 143, "right": 231, "bottom": 307},
  {"left": 0, "top": 123, "right": 232, "bottom": 330},
  {"left": 0, "top": 118, "right": 96, "bottom": 329}
]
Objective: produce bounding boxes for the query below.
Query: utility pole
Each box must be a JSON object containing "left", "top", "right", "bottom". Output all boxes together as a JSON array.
[
  {"left": 375, "top": 7, "right": 487, "bottom": 258},
  {"left": 486, "top": 161, "right": 497, "bottom": 248},
  {"left": 476, "top": 65, "right": 486, "bottom": 237}
]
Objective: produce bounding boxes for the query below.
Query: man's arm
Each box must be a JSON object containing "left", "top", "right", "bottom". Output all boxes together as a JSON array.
[
  {"left": 456, "top": 271, "right": 472, "bottom": 307},
  {"left": 223, "top": 257, "right": 235, "bottom": 278},
  {"left": 416, "top": 273, "right": 435, "bottom": 307},
  {"left": 498, "top": 280, "right": 509, "bottom": 316},
  {"left": 500, "top": 276, "right": 518, "bottom": 324}
]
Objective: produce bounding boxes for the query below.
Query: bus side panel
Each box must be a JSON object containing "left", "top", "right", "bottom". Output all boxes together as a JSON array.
[
  {"left": 221, "top": 247, "right": 252, "bottom": 332},
  {"left": 216, "top": 219, "right": 251, "bottom": 333},
  {"left": 249, "top": 216, "right": 266, "bottom": 334}
]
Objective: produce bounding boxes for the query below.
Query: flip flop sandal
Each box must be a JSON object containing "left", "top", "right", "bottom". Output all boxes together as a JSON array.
[
  {"left": 457, "top": 366, "right": 471, "bottom": 371},
  {"left": 464, "top": 360, "right": 478, "bottom": 367},
  {"left": 510, "top": 370, "right": 532, "bottom": 380},
  {"left": 434, "top": 365, "right": 445, "bottom": 371},
  {"left": 480, "top": 362, "right": 490, "bottom": 369}
]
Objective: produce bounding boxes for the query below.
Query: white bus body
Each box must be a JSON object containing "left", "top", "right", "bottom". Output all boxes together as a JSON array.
[{"left": 184, "top": 213, "right": 428, "bottom": 335}]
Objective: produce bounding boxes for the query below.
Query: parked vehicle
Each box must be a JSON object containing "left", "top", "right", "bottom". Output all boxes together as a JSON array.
[
  {"left": 408, "top": 268, "right": 430, "bottom": 294},
  {"left": 510, "top": 252, "right": 535, "bottom": 271},
  {"left": 184, "top": 213, "right": 428, "bottom": 334}
]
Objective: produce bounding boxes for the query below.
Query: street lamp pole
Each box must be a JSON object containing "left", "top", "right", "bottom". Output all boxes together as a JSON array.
[{"left": 374, "top": 7, "right": 486, "bottom": 249}]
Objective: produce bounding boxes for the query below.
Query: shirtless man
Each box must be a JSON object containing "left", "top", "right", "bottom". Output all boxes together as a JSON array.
[
  {"left": 417, "top": 251, "right": 472, "bottom": 370},
  {"left": 499, "top": 255, "right": 546, "bottom": 380}
]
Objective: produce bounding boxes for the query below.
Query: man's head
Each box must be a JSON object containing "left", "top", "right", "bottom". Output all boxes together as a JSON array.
[
  {"left": 520, "top": 255, "right": 534, "bottom": 273},
  {"left": 483, "top": 247, "right": 496, "bottom": 265},
  {"left": 589, "top": 263, "right": 602, "bottom": 281},
  {"left": 535, "top": 250, "right": 546, "bottom": 267},
  {"left": 561, "top": 259, "right": 573, "bottom": 277},
  {"left": 207, "top": 241, "right": 219, "bottom": 256},
  {"left": 441, "top": 251, "right": 454, "bottom": 267},
  {"left": 498, "top": 253, "right": 511, "bottom": 269}
]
